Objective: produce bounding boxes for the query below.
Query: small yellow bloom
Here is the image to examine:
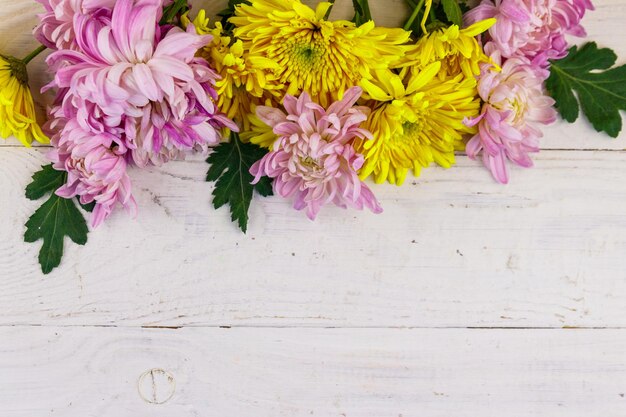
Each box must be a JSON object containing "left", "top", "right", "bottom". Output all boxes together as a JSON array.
[
  {"left": 356, "top": 64, "right": 480, "bottom": 185},
  {"left": 399, "top": 19, "right": 496, "bottom": 80},
  {"left": 184, "top": 10, "right": 283, "bottom": 131},
  {"left": 230, "top": 0, "right": 410, "bottom": 107},
  {"left": 0, "top": 54, "right": 48, "bottom": 146},
  {"left": 239, "top": 102, "right": 280, "bottom": 149}
]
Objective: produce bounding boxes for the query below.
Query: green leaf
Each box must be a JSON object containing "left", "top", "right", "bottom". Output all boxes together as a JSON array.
[
  {"left": 441, "top": 0, "right": 462, "bottom": 26},
  {"left": 458, "top": 0, "right": 471, "bottom": 14},
  {"left": 351, "top": 0, "right": 372, "bottom": 25},
  {"left": 24, "top": 165, "right": 89, "bottom": 274},
  {"left": 78, "top": 199, "right": 96, "bottom": 213},
  {"left": 159, "top": 0, "right": 189, "bottom": 26},
  {"left": 219, "top": 0, "right": 250, "bottom": 33},
  {"left": 25, "top": 164, "right": 66, "bottom": 200},
  {"left": 547, "top": 42, "right": 626, "bottom": 138},
  {"left": 206, "top": 133, "right": 273, "bottom": 233},
  {"left": 25, "top": 194, "right": 89, "bottom": 274}
]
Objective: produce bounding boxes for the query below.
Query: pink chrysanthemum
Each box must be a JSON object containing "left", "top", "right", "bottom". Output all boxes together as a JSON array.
[
  {"left": 465, "top": 52, "right": 557, "bottom": 184},
  {"left": 250, "top": 87, "right": 383, "bottom": 220},
  {"left": 48, "top": 118, "right": 137, "bottom": 228},
  {"left": 464, "top": 0, "right": 594, "bottom": 66},
  {"left": 34, "top": 0, "right": 116, "bottom": 50},
  {"left": 45, "top": 0, "right": 237, "bottom": 167},
  {"left": 41, "top": 0, "right": 237, "bottom": 226}
]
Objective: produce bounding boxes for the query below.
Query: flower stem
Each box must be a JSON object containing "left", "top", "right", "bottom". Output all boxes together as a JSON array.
[
  {"left": 22, "top": 45, "right": 47, "bottom": 65},
  {"left": 403, "top": 0, "right": 425, "bottom": 31},
  {"left": 362, "top": 0, "right": 372, "bottom": 21}
]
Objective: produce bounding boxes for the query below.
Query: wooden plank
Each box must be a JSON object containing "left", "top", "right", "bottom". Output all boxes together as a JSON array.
[
  {"left": 0, "top": 0, "right": 625, "bottom": 149},
  {"left": 0, "top": 326, "right": 625, "bottom": 417},
  {"left": 2, "top": 147, "right": 626, "bottom": 328}
]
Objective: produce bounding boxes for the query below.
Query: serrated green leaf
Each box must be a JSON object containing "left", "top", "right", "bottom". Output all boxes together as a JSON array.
[
  {"left": 206, "top": 133, "right": 273, "bottom": 233},
  {"left": 25, "top": 164, "right": 66, "bottom": 201},
  {"left": 441, "top": 0, "right": 462, "bottom": 26},
  {"left": 547, "top": 42, "right": 626, "bottom": 138},
  {"left": 25, "top": 193, "right": 89, "bottom": 274},
  {"left": 24, "top": 165, "right": 90, "bottom": 274}
]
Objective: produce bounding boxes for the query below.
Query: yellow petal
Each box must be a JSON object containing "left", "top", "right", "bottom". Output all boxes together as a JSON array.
[
  {"left": 315, "top": 2, "right": 333, "bottom": 20},
  {"left": 406, "top": 61, "right": 441, "bottom": 93},
  {"left": 462, "top": 18, "right": 496, "bottom": 37}
]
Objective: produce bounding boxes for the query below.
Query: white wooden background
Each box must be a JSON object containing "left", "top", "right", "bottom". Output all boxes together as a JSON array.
[{"left": 1, "top": 0, "right": 626, "bottom": 416}]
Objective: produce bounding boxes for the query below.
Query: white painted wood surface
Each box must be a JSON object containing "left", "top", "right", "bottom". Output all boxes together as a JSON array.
[
  {"left": 1, "top": 327, "right": 626, "bottom": 416},
  {"left": 1, "top": 0, "right": 626, "bottom": 416}
]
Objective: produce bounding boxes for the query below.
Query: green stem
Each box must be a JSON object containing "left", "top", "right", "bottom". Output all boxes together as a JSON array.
[
  {"left": 22, "top": 45, "right": 46, "bottom": 65},
  {"left": 324, "top": 0, "right": 335, "bottom": 19},
  {"left": 362, "top": 0, "right": 372, "bottom": 21},
  {"left": 403, "top": 0, "right": 425, "bottom": 30}
]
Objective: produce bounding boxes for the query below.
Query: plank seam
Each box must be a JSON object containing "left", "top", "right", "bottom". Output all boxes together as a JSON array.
[{"left": 0, "top": 324, "right": 624, "bottom": 330}]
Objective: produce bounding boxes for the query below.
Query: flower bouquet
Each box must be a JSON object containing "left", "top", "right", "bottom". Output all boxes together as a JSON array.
[{"left": 1, "top": 0, "right": 624, "bottom": 273}]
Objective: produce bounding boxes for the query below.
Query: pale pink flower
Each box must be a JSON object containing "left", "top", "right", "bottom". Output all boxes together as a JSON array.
[
  {"left": 465, "top": 54, "right": 557, "bottom": 183},
  {"left": 34, "top": 0, "right": 116, "bottom": 50},
  {"left": 48, "top": 118, "right": 137, "bottom": 228},
  {"left": 250, "top": 87, "right": 383, "bottom": 220},
  {"left": 465, "top": 0, "right": 594, "bottom": 66},
  {"left": 45, "top": 0, "right": 237, "bottom": 167}
]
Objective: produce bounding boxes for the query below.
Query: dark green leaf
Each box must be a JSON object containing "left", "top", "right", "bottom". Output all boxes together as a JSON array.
[
  {"left": 24, "top": 165, "right": 90, "bottom": 274},
  {"left": 458, "top": 0, "right": 471, "bottom": 14},
  {"left": 159, "top": 0, "right": 189, "bottom": 26},
  {"left": 351, "top": 0, "right": 372, "bottom": 25},
  {"left": 547, "top": 42, "right": 626, "bottom": 138},
  {"left": 351, "top": 0, "right": 365, "bottom": 17},
  {"left": 25, "top": 164, "right": 66, "bottom": 201},
  {"left": 206, "top": 133, "right": 273, "bottom": 233},
  {"left": 218, "top": 0, "right": 250, "bottom": 33},
  {"left": 78, "top": 199, "right": 96, "bottom": 213},
  {"left": 441, "top": 0, "right": 463, "bottom": 26},
  {"left": 25, "top": 193, "right": 89, "bottom": 274}
]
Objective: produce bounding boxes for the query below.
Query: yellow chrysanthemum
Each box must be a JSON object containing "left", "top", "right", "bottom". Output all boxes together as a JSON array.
[
  {"left": 184, "top": 10, "right": 283, "bottom": 130},
  {"left": 398, "top": 19, "right": 496, "bottom": 80},
  {"left": 230, "top": 0, "right": 410, "bottom": 107},
  {"left": 239, "top": 102, "right": 279, "bottom": 149},
  {"left": 356, "top": 63, "right": 480, "bottom": 185},
  {"left": 0, "top": 54, "right": 48, "bottom": 146}
]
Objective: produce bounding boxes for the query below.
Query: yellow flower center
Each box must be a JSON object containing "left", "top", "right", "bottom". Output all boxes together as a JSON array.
[
  {"left": 263, "top": 21, "right": 361, "bottom": 104},
  {"left": 301, "top": 155, "right": 321, "bottom": 170},
  {"left": 289, "top": 40, "right": 325, "bottom": 72},
  {"left": 400, "top": 120, "right": 424, "bottom": 142}
]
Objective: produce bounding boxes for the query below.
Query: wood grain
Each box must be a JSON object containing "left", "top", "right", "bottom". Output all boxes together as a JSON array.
[
  {"left": 2, "top": 147, "right": 626, "bottom": 328},
  {"left": 1, "top": 1, "right": 626, "bottom": 416},
  {"left": 1, "top": 326, "right": 625, "bottom": 417}
]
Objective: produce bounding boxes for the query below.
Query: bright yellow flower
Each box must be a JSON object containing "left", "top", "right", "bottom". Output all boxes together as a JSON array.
[
  {"left": 355, "top": 63, "right": 480, "bottom": 185},
  {"left": 398, "top": 19, "right": 496, "bottom": 80},
  {"left": 230, "top": 0, "right": 410, "bottom": 107},
  {"left": 0, "top": 54, "right": 48, "bottom": 146},
  {"left": 184, "top": 10, "right": 283, "bottom": 131},
  {"left": 239, "top": 102, "right": 279, "bottom": 149}
]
